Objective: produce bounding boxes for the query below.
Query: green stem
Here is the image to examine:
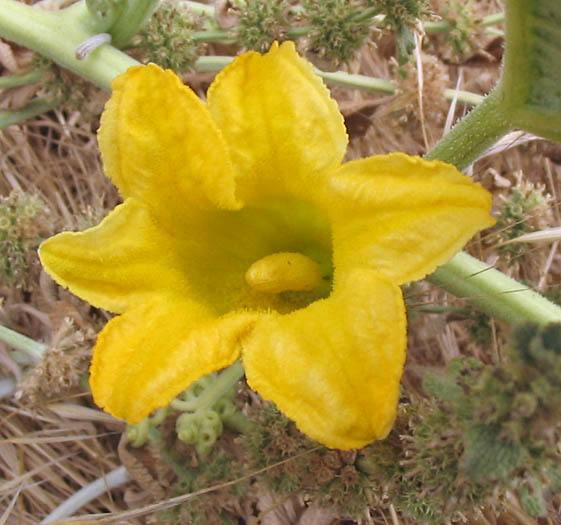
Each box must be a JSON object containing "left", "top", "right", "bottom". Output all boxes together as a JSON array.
[
  {"left": 193, "top": 29, "right": 235, "bottom": 43},
  {"left": 196, "top": 58, "right": 483, "bottom": 103},
  {"left": 222, "top": 411, "right": 254, "bottom": 434},
  {"left": 171, "top": 360, "right": 245, "bottom": 412},
  {"left": 410, "top": 305, "right": 469, "bottom": 315},
  {"left": 195, "top": 361, "right": 244, "bottom": 413},
  {"left": 424, "top": 20, "right": 451, "bottom": 33},
  {"left": 0, "top": 1, "right": 486, "bottom": 107},
  {"left": 185, "top": 0, "right": 215, "bottom": 17},
  {"left": 108, "top": 0, "right": 159, "bottom": 49},
  {"left": 0, "top": 325, "right": 46, "bottom": 362},
  {"left": 195, "top": 55, "right": 397, "bottom": 94},
  {"left": 425, "top": 87, "right": 512, "bottom": 170},
  {"left": 428, "top": 253, "right": 561, "bottom": 325},
  {"left": 318, "top": 69, "right": 394, "bottom": 94},
  {"left": 424, "top": 11, "right": 505, "bottom": 33},
  {"left": 486, "top": 28, "right": 505, "bottom": 37},
  {"left": 425, "top": 86, "right": 561, "bottom": 325},
  {"left": 482, "top": 12, "right": 505, "bottom": 27},
  {"left": 0, "top": 97, "right": 60, "bottom": 129},
  {"left": 287, "top": 26, "right": 311, "bottom": 38},
  {"left": 188, "top": 7, "right": 503, "bottom": 42},
  {"left": 351, "top": 6, "right": 380, "bottom": 23},
  {"left": 443, "top": 88, "right": 484, "bottom": 106},
  {"left": 194, "top": 55, "right": 233, "bottom": 72},
  {"left": 0, "top": 0, "right": 138, "bottom": 90},
  {"left": 0, "top": 70, "right": 45, "bottom": 89}
]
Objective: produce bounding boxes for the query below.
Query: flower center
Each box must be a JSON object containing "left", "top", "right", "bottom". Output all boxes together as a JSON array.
[{"left": 245, "top": 252, "right": 322, "bottom": 294}]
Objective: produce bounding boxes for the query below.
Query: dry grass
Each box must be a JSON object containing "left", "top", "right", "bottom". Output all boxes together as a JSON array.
[{"left": 2, "top": 0, "right": 561, "bottom": 522}]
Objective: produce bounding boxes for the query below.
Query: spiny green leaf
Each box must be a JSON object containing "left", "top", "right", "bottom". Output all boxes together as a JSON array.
[
  {"left": 461, "top": 423, "right": 523, "bottom": 480},
  {"left": 423, "top": 372, "right": 463, "bottom": 403}
]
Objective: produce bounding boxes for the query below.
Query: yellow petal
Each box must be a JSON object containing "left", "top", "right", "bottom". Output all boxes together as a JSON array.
[
  {"left": 90, "top": 297, "right": 259, "bottom": 423},
  {"left": 39, "top": 199, "right": 189, "bottom": 313},
  {"left": 328, "top": 153, "right": 495, "bottom": 285},
  {"left": 242, "top": 268, "right": 406, "bottom": 450},
  {"left": 99, "top": 64, "right": 240, "bottom": 221},
  {"left": 207, "top": 41, "right": 348, "bottom": 202}
]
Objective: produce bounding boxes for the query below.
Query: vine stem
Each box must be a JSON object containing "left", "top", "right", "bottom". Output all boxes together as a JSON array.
[
  {"left": 0, "top": 0, "right": 138, "bottom": 90},
  {"left": 425, "top": 88, "right": 512, "bottom": 170},
  {"left": 425, "top": 85, "right": 561, "bottom": 324},
  {"left": 427, "top": 252, "right": 561, "bottom": 325},
  {"left": 0, "top": 1, "right": 485, "bottom": 104},
  {"left": 0, "top": 325, "right": 46, "bottom": 362}
]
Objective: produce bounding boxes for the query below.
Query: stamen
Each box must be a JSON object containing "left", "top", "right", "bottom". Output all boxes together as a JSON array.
[{"left": 245, "top": 252, "right": 321, "bottom": 294}]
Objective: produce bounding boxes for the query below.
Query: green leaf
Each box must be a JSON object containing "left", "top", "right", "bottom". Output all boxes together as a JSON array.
[
  {"left": 461, "top": 423, "right": 523, "bottom": 480},
  {"left": 423, "top": 372, "right": 463, "bottom": 404},
  {"left": 519, "top": 485, "right": 547, "bottom": 517}
]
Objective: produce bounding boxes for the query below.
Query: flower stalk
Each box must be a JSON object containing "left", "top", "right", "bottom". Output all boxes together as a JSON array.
[
  {"left": 170, "top": 361, "right": 244, "bottom": 413},
  {"left": 427, "top": 252, "right": 561, "bottom": 325}
]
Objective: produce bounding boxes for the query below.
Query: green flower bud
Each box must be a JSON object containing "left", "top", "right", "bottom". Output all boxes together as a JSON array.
[
  {"left": 176, "top": 412, "right": 201, "bottom": 444},
  {"left": 126, "top": 418, "right": 150, "bottom": 447}
]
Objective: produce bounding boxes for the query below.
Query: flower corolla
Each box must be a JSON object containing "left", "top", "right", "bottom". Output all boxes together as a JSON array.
[{"left": 39, "top": 42, "right": 494, "bottom": 449}]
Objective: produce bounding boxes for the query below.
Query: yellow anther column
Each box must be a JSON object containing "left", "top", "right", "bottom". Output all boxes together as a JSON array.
[{"left": 245, "top": 252, "right": 322, "bottom": 294}]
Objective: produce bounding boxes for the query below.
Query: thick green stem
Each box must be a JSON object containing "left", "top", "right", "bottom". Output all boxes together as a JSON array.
[
  {"left": 0, "top": 3, "right": 485, "bottom": 105},
  {"left": 425, "top": 87, "right": 561, "bottom": 324},
  {"left": 427, "top": 252, "right": 561, "bottom": 325},
  {"left": 0, "top": 0, "right": 138, "bottom": 90},
  {"left": 426, "top": 83, "right": 561, "bottom": 325},
  {"left": 425, "top": 0, "right": 561, "bottom": 326},
  {"left": 0, "top": 325, "right": 46, "bottom": 362},
  {"left": 425, "top": 87, "right": 512, "bottom": 170}
]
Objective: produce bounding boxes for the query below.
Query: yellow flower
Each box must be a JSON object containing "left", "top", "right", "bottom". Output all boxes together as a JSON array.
[{"left": 39, "top": 42, "right": 494, "bottom": 450}]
